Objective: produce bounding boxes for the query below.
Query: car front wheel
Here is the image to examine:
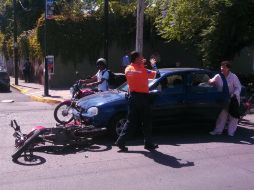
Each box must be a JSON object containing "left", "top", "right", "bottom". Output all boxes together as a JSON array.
[{"left": 108, "top": 113, "right": 127, "bottom": 139}]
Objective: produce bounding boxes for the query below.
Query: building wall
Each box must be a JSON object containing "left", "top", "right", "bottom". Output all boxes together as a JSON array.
[
  {"left": 4, "top": 40, "right": 205, "bottom": 88},
  {"left": 48, "top": 40, "right": 200, "bottom": 88}
]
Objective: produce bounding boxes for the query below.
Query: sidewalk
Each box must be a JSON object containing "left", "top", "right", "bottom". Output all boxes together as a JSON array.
[{"left": 10, "top": 77, "right": 71, "bottom": 104}]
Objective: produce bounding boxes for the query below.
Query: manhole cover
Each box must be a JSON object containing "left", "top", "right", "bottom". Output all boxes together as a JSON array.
[{"left": 1, "top": 100, "right": 14, "bottom": 103}]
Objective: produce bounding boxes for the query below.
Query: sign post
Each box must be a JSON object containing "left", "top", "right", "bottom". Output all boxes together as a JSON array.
[
  {"left": 136, "top": 0, "right": 144, "bottom": 53},
  {"left": 46, "top": 0, "right": 54, "bottom": 19},
  {"left": 13, "top": 0, "right": 18, "bottom": 85},
  {"left": 46, "top": 55, "right": 54, "bottom": 74},
  {"left": 44, "top": 0, "right": 54, "bottom": 96}
]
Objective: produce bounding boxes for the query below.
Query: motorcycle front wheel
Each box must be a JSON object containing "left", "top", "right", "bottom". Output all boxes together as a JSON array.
[
  {"left": 54, "top": 101, "right": 74, "bottom": 124},
  {"left": 12, "top": 129, "right": 41, "bottom": 160}
]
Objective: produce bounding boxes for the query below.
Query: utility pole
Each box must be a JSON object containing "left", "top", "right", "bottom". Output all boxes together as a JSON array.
[
  {"left": 136, "top": 0, "right": 144, "bottom": 53},
  {"left": 44, "top": 0, "right": 53, "bottom": 96},
  {"left": 44, "top": 16, "right": 49, "bottom": 96},
  {"left": 104, "top": 0, "right": 109, "bottom": 63},
  {"left": 13, "top": 0, "right": 18, "bottom": 85}
]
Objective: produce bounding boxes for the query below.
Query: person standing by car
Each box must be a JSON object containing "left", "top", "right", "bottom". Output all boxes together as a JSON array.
[
  {"left": 145, "top": 53, "right": 160, "bottom": 71},
  {"left": 23, "top": 58, "right": 31, "bottom": 82},
  {"left": 115, "top": 51, "right": 159, "bottom": 152},
  {"left": 209, "top": 60, "right": 242, "bottom": 136},
  {"left": 149, "top": 55, "right": 158, "bottom": 70},
  {"left": 81, "top": 58, "right": 109, "bottom": 92}
]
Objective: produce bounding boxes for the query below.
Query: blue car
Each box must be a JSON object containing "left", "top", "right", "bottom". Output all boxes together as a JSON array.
[{"left": 73, "top": 68, "right": 229, "bottom": 137}]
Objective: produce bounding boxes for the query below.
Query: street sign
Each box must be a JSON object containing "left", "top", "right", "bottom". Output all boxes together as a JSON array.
[
  {"left": 46, "top": 0, "right": 54, "bottom": 19},
  {"left": 46, "top": 55, "right": 54, "bottom": 74}
]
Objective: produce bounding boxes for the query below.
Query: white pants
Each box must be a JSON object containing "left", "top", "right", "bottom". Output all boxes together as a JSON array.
[{"left": 213, "top": 109, "right": 239, "bottom": 136}]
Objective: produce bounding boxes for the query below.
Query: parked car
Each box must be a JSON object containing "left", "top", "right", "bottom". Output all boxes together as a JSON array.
[
  {"left": 72, "top": 68, "right": 237, "bottom": 137},
  {"left": 0, "top": 69, "right": 10, "bottom": 92}
]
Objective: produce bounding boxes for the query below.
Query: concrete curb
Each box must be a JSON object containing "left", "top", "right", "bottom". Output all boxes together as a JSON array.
[
  {"left": 10, "top": 84, "right": 27, "bottom": 93},
  {"left": 30, "top": 95, "right": 62, "bottom": 104},
  {"left": 11, "top": 83, "right": 63, "bottom": 104}
]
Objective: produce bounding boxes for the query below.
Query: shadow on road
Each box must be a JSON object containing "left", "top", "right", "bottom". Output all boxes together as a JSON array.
[
  {"left": 12, "top": 117, "right": 253, "bottom": 166},
  {"left": 0, "top": 90, "right": 12, "bottom": 93},
  {"left": 150, "top": 117, "right": 254, "bottom": 146},
  {"left": 126, "top": 149, "right": 194, "bottom": 168},
  {"left": 33, "top": 142, "right": 112, "bottom": 155},
  {"left": 12, "top": 140, "right": 113, "bottom": 166}
]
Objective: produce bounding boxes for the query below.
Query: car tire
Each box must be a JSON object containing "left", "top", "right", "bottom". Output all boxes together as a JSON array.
[
  {"left": 7, "top": 85, "right": 10, "bottom": 92},
  {"left": 108, "top": 113, "right": 127, "bottom": 139}
]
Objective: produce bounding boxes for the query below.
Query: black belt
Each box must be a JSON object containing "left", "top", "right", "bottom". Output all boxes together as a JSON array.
[{"left": 130, "top": 91, "right": 149, "bottom": 96}]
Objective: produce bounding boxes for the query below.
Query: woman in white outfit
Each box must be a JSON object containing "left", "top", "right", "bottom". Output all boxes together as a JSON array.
[{"left": 209, "top": 61, "right": 242, "bottom": 136}]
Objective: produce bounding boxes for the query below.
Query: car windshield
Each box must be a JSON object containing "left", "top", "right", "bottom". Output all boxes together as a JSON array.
[{"left": 117, "top": 79, "right": 158, "bottom": 92}]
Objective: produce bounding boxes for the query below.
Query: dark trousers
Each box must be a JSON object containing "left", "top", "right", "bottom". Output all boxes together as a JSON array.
[
  {"left": 116, "top": 92, "right": 153, "bottom": 145},
  {"left": 23, "top": 70, "right": 30, "bottom": 82}
]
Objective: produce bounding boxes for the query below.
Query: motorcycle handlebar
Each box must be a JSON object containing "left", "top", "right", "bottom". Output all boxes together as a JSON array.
[{"left": 10, "top": 120, "right": 20, "bottom": 131}]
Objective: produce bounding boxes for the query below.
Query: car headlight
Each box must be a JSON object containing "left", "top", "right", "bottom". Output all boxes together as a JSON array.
[{"left": 87, "top": 107, "right": 98, "bottom": 116}]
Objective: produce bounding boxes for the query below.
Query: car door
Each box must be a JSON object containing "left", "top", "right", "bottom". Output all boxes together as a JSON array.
[
  {"left": 151, "top": 73, "right": 187, "bottom": 127},
  {"left": 185, "top": 71, "right": 225, "bottom": 123}
]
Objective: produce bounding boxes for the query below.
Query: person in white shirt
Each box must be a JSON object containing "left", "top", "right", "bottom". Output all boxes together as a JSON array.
[
  {"left": 81, "top": 58, "right": 109, "bottom": 92},
  {"left": 209, "top": 60, "right": 242, "bottom": 136}
]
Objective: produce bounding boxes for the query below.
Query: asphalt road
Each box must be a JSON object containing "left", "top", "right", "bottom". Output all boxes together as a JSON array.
[{"left": 0, "top": 88, "right": 254, "bottom": 190}]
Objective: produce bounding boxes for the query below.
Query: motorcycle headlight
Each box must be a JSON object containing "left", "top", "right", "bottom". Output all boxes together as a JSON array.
[{"left": 87, "top": 107, "right": 98, "bottom": 116}]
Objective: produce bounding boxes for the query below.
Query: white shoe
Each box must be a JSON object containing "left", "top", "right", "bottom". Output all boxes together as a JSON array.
[
  {"left": 209, "top": 131, "right": 222, "bottom": 135},
  {"left": 228, "top": 133, "right": 234, "bottom": 137}
]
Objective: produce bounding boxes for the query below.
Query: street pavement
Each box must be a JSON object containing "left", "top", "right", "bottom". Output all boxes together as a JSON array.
[
  {"left": 0, "top": 87, "right": 254, "bottom": 190},
  {"left": 10, "top": 77, "right": 71, "bottom": 104}
]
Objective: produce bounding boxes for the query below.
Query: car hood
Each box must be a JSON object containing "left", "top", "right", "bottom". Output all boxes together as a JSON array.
[{"left": 77, "top": 90, "right": 125, "bottom": 109}]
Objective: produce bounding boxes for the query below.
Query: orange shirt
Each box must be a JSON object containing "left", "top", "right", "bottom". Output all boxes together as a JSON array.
[{"left": 125, "top": 63, "right": 157, "bottom": 93}]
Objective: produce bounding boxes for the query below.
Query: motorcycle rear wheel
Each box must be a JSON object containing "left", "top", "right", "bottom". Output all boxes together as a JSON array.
[{"left": 54, "top": 101, "right": 74, "bottom": 124}]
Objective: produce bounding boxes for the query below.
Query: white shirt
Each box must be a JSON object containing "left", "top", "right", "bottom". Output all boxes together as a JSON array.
[
  {"left": 96, "top": 69, "right": 109, "bottom": 91},
  {"left": 210, "top": 72, "right": 241, "bottom": 101}
]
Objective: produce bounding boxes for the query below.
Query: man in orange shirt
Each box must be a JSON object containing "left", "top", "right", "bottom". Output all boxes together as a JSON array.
[{"left": 115, "top": 51, "right": 159, "bottom": 152}]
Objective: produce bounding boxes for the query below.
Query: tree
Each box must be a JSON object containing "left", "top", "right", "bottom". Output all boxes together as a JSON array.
[{"left": 155, "top": 0, "right": 254, "bottom": 67}]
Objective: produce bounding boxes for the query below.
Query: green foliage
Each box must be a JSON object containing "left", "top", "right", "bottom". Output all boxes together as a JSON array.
[
  {"left": 16, "top": 0, "right": 44, "bottom": 34},
  {"left": 0, "top": 32, "right": 4, "bottom": 49},
  {"left": 0, "top": 0, "right": 158, "bottom": 65},
  {"left": 54, "top": 0, "right": 84, "bottom": 17},
  {"left": 32, "top": 1, "right": 139, "bottom": 63},
  {"left": 36, "top": 15, "right": 104, "bottom": 63},
  {"left": 0, "top": 0, "right": 13, "bottom": 36},
  {"left": 155, "top": 0, "right": 254, "bottom": 67}
]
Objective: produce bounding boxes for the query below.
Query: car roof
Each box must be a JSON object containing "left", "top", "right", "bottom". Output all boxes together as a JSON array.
[{"left": 158, "top": 68, "right": 207, "bottom": 76}]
